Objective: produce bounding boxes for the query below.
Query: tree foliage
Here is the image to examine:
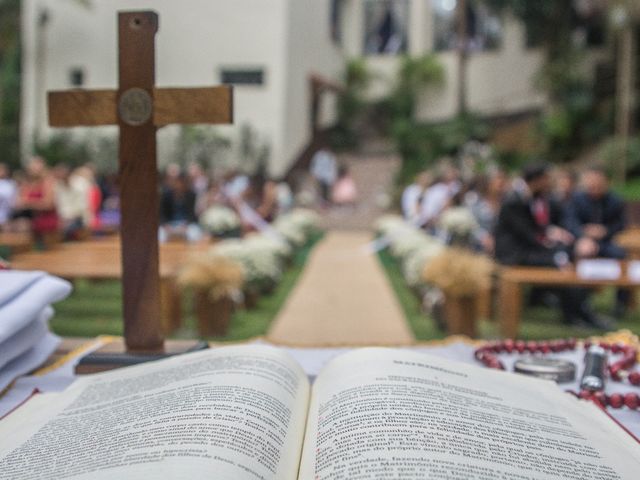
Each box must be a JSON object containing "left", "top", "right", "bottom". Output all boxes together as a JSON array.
[
  {"left": 484, "top": 0, "right": 575, "bottom": 61},
  {"left": 0, "top": 0, "right": 21, "bottom": 168}
]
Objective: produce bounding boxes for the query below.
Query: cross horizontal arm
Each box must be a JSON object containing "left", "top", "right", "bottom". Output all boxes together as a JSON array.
[
  {"left": 48, "top": 90, "right": 117, "bottom": 127},
  {"left": 154, "top": 86, "right": 233, "bottom": 126},
  {"left": 48, "top": 86, "right": 233, "bottom": 128}
]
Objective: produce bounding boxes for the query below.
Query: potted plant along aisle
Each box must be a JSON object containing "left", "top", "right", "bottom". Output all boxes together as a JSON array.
[
  {"left": 422, "top": 248, "right": 494, "bottom": 338},
  {"left": 177, "top": 254, "right": 244, "bottom": 337},
  {"left": 199, "top": 205, "right": 242, "bottom": 240}
]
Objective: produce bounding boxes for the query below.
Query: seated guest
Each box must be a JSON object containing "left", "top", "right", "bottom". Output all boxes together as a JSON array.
[
  {"left": 53, "top": 164, "right": 87, "bottom": 240},
  {"left": 567, "top": 167, "right": 628, "bottom": 316},
  {"left": 0, "top": 163, "right": 16, "bottom": 229},
  {"left": 242, "top": 174, "right": 278, "bottom": 225},
  {"left": 494, "top": 163, "right": 609, "bottom": 329},
  {"left": 401, "top": 171, "right": 431, "bottom": 224},
  {"left": 470, "top": 168, "right": 507, "bottom": 254},
  {"left": 13, "top": 157, "right": 59, "bottom": 245},
  {"left": 160, "top": 174, "right": 199, "bottom": 241},
  {"left": 552, "top": 167, "right": 578, "bottom": 219},
  {"left": 419, "top": 162, "right": 460, "bottom": 228},
  {"left": 567, "top": 167, "right": 626, "bottom": 259},
  {"left": 74, "top": 164, "right": 103, "bottom": 231}
]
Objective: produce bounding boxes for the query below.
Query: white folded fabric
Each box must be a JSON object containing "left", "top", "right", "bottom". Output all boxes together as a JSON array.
[
  {"left": 0, "top": 332, "right": 61, "bottom": 393},
  {"left": 0, "top": 271, "right": 45, "bottom": 308},
  {"left": 0, "top": 271, "right": 72, "bottom": 344},
  {"left": 0, "top": 307, "right": 53, "bottom": 371}
]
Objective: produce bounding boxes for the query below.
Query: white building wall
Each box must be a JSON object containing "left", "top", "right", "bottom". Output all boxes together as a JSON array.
[
  {"left": 21, "top": 0, "right": 290, "bottom": 173},
  {"left": 358, "top": 5, "right": 547, "bottom": 121},
  {"left": 418, "top": 14, "right": 547, "bottom": 121},
  {"left": 279, "top": 0, "right": 344, "bottom": 177}
]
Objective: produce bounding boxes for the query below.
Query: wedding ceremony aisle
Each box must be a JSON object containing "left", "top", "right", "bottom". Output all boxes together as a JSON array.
[{"left": 267, "top": 231, "right": 414, "bottom": 346}]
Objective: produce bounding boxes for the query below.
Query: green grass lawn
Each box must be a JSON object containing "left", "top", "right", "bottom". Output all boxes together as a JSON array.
[
  {"left": 51, "top": 234, "right": 322, "bottom": 342},
  {"left": 378, "top": 250, "right": 640, "bottom": 341}
]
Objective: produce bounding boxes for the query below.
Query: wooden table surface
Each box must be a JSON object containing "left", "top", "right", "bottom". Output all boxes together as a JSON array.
[
  {"left": 0, "top": 232, "right": 33, "bottom": 254},
  {"left": 501, "top": 264, "right": 640, "bottom": 288},
  {"left": 10, "top": 240, "right": 210, "bottom": 279},
  {"left": 10, "top": 240, "right": 211, "bottom": 333},
  {"left": 498, "top": 261, "right": 639, "bottom": 338}
]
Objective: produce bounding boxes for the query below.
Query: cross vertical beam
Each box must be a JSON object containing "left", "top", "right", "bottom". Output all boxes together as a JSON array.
[
  {"left": 118, "top": 12, "right": 163, "bottom": 351},
  {"left": 47, "top": 10, "right": 233, "bottom": 354}
]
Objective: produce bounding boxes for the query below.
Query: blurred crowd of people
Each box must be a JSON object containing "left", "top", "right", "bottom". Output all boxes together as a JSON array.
[
  {"left": 158, "top": 162, "right": 295, "bottom": 241},
  {"left": 0, "top": 157, "right": 117, "bottom": 244},
  {"left": 0, "top": 157, "right": 299, "bottom": 245},
  {"left": 402, "top": 160, "right": 628, "bottom": 329}
]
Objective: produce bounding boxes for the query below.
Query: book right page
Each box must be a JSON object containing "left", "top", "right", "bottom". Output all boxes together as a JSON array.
[{"left": 298, "top": 348, "right": 640, "bottom": 480}]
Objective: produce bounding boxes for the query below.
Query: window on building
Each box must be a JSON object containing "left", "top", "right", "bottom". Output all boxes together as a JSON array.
[
  {"left": 363, "top": 0, "right": 409, "bottom": 55},
  {"left": 433, "top": 0, "right": 503, "bottom": 52},
  {"left": 220, "top": 69, "right": 265, "bottom": 86},
  {"left": 69, "top": 67, "right": 85, "bottom": 87},
  {"left": 573, "top": 2, "right": 606, "bottom": 48},
  {"left": 330, "top": 0, "right": 344, "bottom": 45}
]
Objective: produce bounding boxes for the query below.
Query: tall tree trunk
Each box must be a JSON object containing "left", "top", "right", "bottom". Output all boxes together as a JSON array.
[
  {"left": 615, "top": 25, "right": 636, "bottom": 185},
  {"left": 456, "top": 0, "right": 469, "bottom": 116}
]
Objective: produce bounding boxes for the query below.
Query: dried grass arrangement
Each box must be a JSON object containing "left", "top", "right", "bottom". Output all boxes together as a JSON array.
[
  {"left": 177, "top": 254, "right": 245, "bottom": 301},
  {"left": 422, "top": 248, "right": 494, "bottom": 298}
]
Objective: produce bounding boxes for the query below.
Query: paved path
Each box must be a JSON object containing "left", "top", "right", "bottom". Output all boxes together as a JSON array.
[{"left": 268, "top": 231, "right": 414, "bottom": 346}]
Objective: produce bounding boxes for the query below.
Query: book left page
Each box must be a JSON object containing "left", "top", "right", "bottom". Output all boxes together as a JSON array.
[{"left": 0, "top": 345, "right": 310, "bottom": 480}]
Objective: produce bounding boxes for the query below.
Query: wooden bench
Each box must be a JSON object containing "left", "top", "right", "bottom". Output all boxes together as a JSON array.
[
  {"left": 616, "top": 228, "right": 640, "bottom": 259},
  {"left": 0, "top": 232, "right": 34, "bottom": 256},
  {"left": 10, "top": 241, "right": 210, "bottom": 334},
  {"left": 498, "top": 262, "right": 640, "bottom": 338}
]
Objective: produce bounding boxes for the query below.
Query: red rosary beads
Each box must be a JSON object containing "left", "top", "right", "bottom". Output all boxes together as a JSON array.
[{"left": 474, "top": 339, "right": 640, "bottom": 410}]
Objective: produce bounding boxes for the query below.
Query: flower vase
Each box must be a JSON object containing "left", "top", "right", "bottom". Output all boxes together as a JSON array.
[
  {"left": 195, "top": 292, "right": 234, "bottom": 337},
  {"left": 443, "top": 294, "right": 477, "bottom": 338},
  {"left": 243, "top": 289, "right": 260, "bottom": 310}
]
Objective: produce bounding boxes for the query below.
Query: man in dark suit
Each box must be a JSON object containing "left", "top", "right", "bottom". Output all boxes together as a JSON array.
[
  {"left": 566, "top": 167, "right": 628, "bottom": 316},
  {"left": 495, "top": 164, "right": 573, "bottom": 268},
  {"left": 494, "top": 163, "right": 611, "bottom": 329}
]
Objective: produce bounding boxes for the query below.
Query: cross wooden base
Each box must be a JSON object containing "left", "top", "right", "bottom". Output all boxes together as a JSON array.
[{"left": 74, "top": 338, "right": 209, "bottom": 374}]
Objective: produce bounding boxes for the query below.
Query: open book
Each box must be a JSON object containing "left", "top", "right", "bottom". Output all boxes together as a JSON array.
[{"left": 1, "top": 345, "right": 639, "bottom": 479}]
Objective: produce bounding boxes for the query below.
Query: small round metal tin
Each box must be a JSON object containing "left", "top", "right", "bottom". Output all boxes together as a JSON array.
[{"left": 513, "top": 357, "right": 576, "bottom": 383}]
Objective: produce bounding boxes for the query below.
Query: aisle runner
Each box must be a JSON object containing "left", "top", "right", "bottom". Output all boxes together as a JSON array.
[{"left": 268, "top": 231, "right": 414, "bottom": 345}]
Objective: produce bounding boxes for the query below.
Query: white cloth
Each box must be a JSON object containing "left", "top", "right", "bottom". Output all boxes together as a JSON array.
[
  {"left": 419, "top": 181, "right": 460, "bottom": 225},
  {"left": 0, "top": 337, "right": 107, "bottom": 419},
  {"left": 0, "top": 179, "right": 16, "bottom": 225},
  {"left": 0, "top": 307, "right": 52, "bottom": 371},
  {"left": 0, "top": 271, "right": 72, "bottom": 344},
  {"left": 401, "top": 184, "right": 423, "bottom": 222},
  {"left": 0, "top": 332, "right": 60, "bottom": 394},
  {"left": 55, "top": 180, "right": 87, "bottom": 223},
  {"left": 310, "top": 149, "right": 337, "bottom": 185},
  {"left": 223, "top": 175, "right": 249, "bottom": 200}
]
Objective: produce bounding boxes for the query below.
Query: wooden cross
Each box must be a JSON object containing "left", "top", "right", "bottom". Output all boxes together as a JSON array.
[{"left": 47, "top": 11, "right": 233, "bottom": 352}]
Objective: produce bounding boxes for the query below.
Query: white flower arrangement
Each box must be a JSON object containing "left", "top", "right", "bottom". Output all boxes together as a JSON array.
[
  {"left": 213, "top": 239, "right": 283, "bottom": 292},
  {"left": 273, "top": 219, "right": 307, "bottom": 247},
  {"left": 389, "top": 230, "right": 433, "bottom": 260},
  {"left": 401, "top": 241, "right": 445, "bottom": 288},
  {"left": 199, "top": 205, "right": 241, "bottom": 237},
  {"left": 244, "top": 233, "right": 293, "bottom": 262},
  {"left": 286, "top": 209, "right": 321, "bottom": 235},
  {"left": 438, "top": 207, "right": 478, "bottom": 236},
  {"left": 374, "top": 214, "right": 406, "bottom": 237},
  {"left": 272, "top": 209, "right": 320, "bottom": 247}
]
